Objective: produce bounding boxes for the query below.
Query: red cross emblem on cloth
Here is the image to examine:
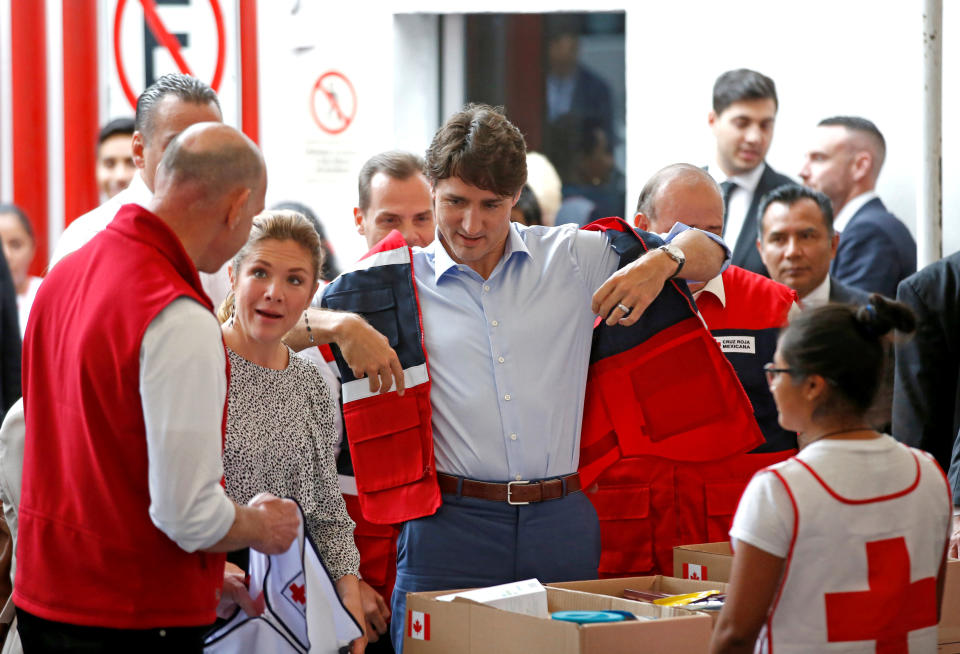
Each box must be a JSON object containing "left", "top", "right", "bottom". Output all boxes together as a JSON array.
[
  {"left": 824, "top": 537, "right": 937, "bottom": 653},
  {"left": 289, "top": 582, "right": 306, "bottom": 605}
]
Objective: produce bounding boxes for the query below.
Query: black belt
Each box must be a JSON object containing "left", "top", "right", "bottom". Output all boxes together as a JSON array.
[{"left": 437, "top": 472, "right": 582, "bottom": 505}]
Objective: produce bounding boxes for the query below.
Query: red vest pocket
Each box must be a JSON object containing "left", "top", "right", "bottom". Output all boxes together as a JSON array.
[
  {"left": 345, "top": 393, "right": 426, "bottom": 493},
  {"left": 591, "top": 484, "right": 655, "bottom": 576},
  {"left": 344, "top": 385, "right": 441, "bottom": 525}
]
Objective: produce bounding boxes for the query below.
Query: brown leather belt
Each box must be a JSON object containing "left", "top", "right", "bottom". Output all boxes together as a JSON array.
[{"left": 437, "top": 472, "right": 582, "bottom": 505}]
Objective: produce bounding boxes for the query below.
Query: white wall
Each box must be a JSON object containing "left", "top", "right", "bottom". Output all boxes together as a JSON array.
[
  {"left": 625, "top": 0, "right": 959, "bottom": 258},
  {"left": 257, "top": 0, "right": 959, "bottom": 265}
]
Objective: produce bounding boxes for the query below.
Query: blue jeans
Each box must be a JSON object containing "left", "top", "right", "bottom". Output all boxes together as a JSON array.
[{"left": 389, "top": 487, "right": 600, "bottom": 652}]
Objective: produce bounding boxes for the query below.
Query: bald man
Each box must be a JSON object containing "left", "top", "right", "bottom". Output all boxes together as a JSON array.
[
  {"left": 16, "top": 123, "right": 299, "bottom": 652},
  {"left": 799, "top": 116, "right": 915, "bottom": 297}
]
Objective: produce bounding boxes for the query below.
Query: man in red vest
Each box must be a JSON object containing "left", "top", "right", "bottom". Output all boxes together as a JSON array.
[
  {"left": 16, "top": 122, "right": 300, "bottom": 652},
  {"left": 603, "top": 164, "right": 798, "bottom": 574}
]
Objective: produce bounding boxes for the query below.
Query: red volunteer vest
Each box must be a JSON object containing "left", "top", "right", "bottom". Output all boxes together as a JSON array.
[
  {"left": 577, "top": 219, "right": 764, "bottom": 486},
  {"left": 590, "top": 266, "right": 794, "bottom": 575},
  {"left": 575, "top": 222, "right": 769, "bottom": 577},
  {"left": 16, "top": 204, "right": 227, "bottom": 628},
  {"left": 316, "top": 344, "right": 399, "bottom": 603},
  {"left": 322, "top": 232, "right": 438, "bottom": 525}
]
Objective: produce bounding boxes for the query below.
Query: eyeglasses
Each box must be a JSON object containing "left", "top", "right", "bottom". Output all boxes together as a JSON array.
[{"left": 763, "top": 362, "right": 797, "bottom": 382}]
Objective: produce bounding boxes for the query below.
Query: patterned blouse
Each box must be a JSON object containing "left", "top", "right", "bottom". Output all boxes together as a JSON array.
[{"left": 223, "top": 347, "right": 360, "bottom": 580}]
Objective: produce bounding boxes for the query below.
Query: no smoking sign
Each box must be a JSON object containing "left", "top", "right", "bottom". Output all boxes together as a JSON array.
[
  {"left": 112, "top": 0, "right": 226, "bottom": 110},
  {"left": 310, "top": 71, "right": 357, "bottom": 135}
]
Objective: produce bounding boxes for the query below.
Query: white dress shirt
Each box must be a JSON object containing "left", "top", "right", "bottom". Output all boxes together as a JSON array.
[
  {"left": 141, "top": 297, "right": 236, "bottom": 552},
  {"left": 692, "top": 273, "right": 726, "bottom": 306},
  {"left": 801, "top": 275, "right": 831, "bottom": 310},
  {"left": 832, "top": 190, "right": 878, "bottom": 234},
  {"left": 709, "top": 162, "right": 766, "bottom": 249}
]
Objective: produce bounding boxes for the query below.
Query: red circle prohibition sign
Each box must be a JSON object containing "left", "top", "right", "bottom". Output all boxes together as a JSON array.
[
  {"left": 311, "top": 71, "right": 357, "bottom": 135},
  {"left": 113, "top": 0, "right": 226, "bottom": 110}
]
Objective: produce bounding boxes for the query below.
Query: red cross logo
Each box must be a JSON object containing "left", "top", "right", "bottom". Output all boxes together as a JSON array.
[
  {"left": 288, "top": 582, "right": 306, "bottom": 606},
  {"left": 825, "top": 537, "right": 937, "bottom": 653}
]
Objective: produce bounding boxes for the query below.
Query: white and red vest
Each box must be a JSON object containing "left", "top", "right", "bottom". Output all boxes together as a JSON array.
[
  {"left": 321, "top": 221, "right": 761, "bottom": 534},
  {"left": 321, "top": 232, "right": 437, "bottom": 525},
  {"left": 204, "top": 501, "right": 363, "bottom": 654},
  {"left": 758, "top": 444, "right": 950, "bottom": 653},
  {"left": 17, "top": 204, "right": 227, "bottom": 628}
]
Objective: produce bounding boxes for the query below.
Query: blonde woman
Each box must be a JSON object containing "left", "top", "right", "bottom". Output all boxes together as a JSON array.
[{"left": 217, "top": 210, "right": 365, "bottom": 652}]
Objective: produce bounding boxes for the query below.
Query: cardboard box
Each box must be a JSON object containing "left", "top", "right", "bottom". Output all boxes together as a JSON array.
[
  {"left": 939, "top": 559, "right": 960, "bottom": 650},
  {"left": 673, "top": 542, "right": 733, "bottom": 582},
  {"left": 548, "top": 575, "right": 728, "bottom": 624},
  {"left": 404, "top": 584, "right": 713, "bottom": 653}
]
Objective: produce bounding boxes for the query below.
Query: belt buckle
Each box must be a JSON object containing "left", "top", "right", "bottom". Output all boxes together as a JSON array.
[{"left": 506, "top": 480, "right": 529, "bottom": 505}]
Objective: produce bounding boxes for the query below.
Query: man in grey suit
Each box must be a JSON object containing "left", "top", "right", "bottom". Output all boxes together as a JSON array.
[
  {"left": 707, "top": 69, "right": 793, "bottom": 277},
  {"left": 756, "top": 184, "right": 869, "bottom": 308},
  {"left": 799, "top": 116, "right": 915, "bottom": 298}
]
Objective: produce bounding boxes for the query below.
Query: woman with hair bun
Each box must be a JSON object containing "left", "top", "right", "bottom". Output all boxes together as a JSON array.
[{"left": 710, "top": 294, "right": 952, "bottom": 654}]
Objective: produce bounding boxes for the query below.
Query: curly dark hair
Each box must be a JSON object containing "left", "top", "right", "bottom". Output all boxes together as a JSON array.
[{"left": 424, "top": 104, "right": 527, "bottom": 197}]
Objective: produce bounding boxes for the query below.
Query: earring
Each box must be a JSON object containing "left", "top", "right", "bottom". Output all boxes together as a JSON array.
[
  {"left": 228, "top": 304, "right": 235, "bottom": 327},
  {"left": 305, "top": 311, "right": 315, "bottom": 344}
]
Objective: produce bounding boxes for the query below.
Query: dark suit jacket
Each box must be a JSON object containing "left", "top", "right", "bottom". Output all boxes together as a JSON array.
[
  {"left": 892, "top": 252, "right": 960, "bottom": 503},
  {"left": 727, "top": 163, "right": 794, "bottom": 277},
  {"left": 828, "top": 275, "right": 871, "bottom": 305},
  {"left": 831, "top": 197, "right": 916, "bottom": 299}
]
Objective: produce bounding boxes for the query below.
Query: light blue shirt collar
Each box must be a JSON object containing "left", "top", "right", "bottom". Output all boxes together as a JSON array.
[{"left": 430, "top": 223, "right": 533, "bottom": 283}]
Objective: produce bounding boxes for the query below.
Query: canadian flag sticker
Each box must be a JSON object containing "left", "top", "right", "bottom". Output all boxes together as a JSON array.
[
  {"left": 408, "top": 609, "right": 431, "bottom": 641},
  {"left": 683, "top": 562, "right": 707, "bottom": 580}
]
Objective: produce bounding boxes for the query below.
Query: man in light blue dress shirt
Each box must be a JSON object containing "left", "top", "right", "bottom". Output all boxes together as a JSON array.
[{"left": 388, "top": 104, "right": 729, "bottom": 651}]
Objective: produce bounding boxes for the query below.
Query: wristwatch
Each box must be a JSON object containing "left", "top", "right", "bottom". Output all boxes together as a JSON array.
[{"left": 657, "top": 244, "right": 685, "bottom": 279}]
